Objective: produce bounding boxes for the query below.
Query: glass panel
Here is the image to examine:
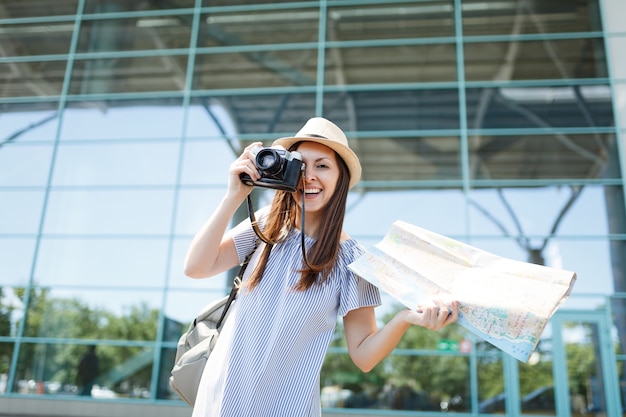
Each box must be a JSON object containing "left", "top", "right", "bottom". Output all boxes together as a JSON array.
[
  {"left": 22, "top": 288, "right": 161, "bottom": 340},
  {"left": 597, "top": 0, "right": 625, "bottom": 33},
  {"left": 43, "top": 189, "right": 174, "bottom": 235},
  {"left": 35, "top": 238, "right": 170, "bottom": 287},
  {"left": 462, "top": 0, "right": 603, "bottom": 35},
  {"left": 84, "top": 0, "right": 194, "bottom": 13},
  {"left": 14, "top": 342, "right": 154, "bottom": 399},
  {"left": 51, "top": 141, "right": 180, "bottom": 186},
  {"left": 612, "top": 296, "right": 626, "bottom": 356},
  {"left": 0, "top": 286, "right": 25, "bottom": 336},
  {"left": 0, "top": 239, "right": 36, "bottom": 287},
  {"left": 469, "top": 186, "right": 609, "bottom": 238},
  {"left": 158, "top": 346, "right": 180, "bottom": 400},
  {"left": 190, "top": 93, "right": 317, "bottom": 137},
  {"left": 60, "top": 100, "right": 185, "bottom": 140},
  {"left": 193, "top": 50, "right": 317, "bottom": 89},
  {"left": 464, "top": 39, "right": 608, "bottom": 81},
  {"left": 325, "top": 44, "right": 457, "bottom": 84},
  {"left": 618, "top": 359, "right": 626, "bottom": 415},
  {"left": 324, "top": 89, "right": 460, "bottom": 131},
  {"left": 561, "top": 320, "right": 609, "bottom": 417},
  {"left": 467, "top": 134, "right": 615, "bottom": 180},
  {"left": 175, "top": 189, "right": 230, "bottom": 235},
  {"left": 344, "top": 190, "right": 466, "bottom": 237},
  {"left": 0, "top": 105, "right": 59, "bottom": 142},
  {"left": 0, "top": 61, "right": 66, "bottom": 98},
  {"left": 609, "top": 37, "right": 626, "bottom": 78},
  {"left": 76, "top": 16, "right": 191, "bottom": 53},
  {"left": 201, "top": 0, "right": 298, "bottom": 6},
  {"left": 329, "top": 1, "right": 454, "bottom": 41},
  {"left": 617, "top": 85, "right": 626, "bottom": 129},
  {"left": 0, "top": 342, "right": 14, "bottom": 393},
  {"left": 0, "top": 191, "right": 45, "bottom": 234},
  {"left": 198, "top": 8, "right": 319, "bottom": 47},
  {"left": 0, "top": 21, "right": 74, "bottom": 56},
  {"left": 0, "top": 1, "right": 79, "bottom": 18},
  {"left": 477, "top": 352, "right": 506, "bottom": 413},
  {"left": 0, "top": 144, "right": 53, "bottom": 186},
  {"left": 321, "top": 351, "right": 471, "bottom": 411},
  {"left": 466, "top": 85, "right": 614, "bottom": 129},
  {"left": 184, "top": 100, "right": 239, "bottom": 140},
  {"left": 179, "top": 140, "right": 232, "bottom": 185},
  {"left": 68, "top": 56, "right": 188, "bottom": 94}
]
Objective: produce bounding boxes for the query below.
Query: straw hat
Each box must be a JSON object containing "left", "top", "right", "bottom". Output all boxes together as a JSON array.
[{"left": 272, "top": 117, "right": 361, "bottom": 189}]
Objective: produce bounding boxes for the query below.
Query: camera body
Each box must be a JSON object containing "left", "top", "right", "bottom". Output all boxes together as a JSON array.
[{"left": 240, "top": 146, "right": 304, "bottom": 192}]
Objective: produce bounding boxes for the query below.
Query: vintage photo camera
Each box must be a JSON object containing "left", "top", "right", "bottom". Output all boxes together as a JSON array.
[{"left": 239, "top": 146, "right": 304, "bottom": 192}]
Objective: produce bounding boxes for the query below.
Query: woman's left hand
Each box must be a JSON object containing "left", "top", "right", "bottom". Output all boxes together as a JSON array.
[{"left": 402, "top": 300, "right": 459, "bottom": 330}]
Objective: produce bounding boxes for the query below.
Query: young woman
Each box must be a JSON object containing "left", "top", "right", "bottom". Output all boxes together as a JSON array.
[{"left": 184, "top": 117, "right": 458, "bottom": 417}]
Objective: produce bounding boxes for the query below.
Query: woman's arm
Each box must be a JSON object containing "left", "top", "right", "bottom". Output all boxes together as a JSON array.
[
  {"left": 343, "top": 301, "right": 458, "bottom": 372},
  {"left": 183, "top": 142, "right": 262, "bottom": 279}
]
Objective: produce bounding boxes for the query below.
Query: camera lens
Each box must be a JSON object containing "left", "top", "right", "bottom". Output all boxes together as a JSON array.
[{"left": 255, "top": 149, "right": 283, "bottom": 175}]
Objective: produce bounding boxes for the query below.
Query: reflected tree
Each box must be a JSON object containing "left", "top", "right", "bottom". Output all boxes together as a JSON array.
[{"left": 11, "top": 286, "right": 159, "bottom": 396}]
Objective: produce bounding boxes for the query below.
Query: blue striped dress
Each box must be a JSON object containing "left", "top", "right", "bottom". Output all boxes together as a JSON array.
[{"left": 192, "top": 216, "right": 381, "bottom": 417}]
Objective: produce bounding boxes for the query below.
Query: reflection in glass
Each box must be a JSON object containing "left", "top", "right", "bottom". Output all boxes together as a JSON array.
[
  {"left": 325, "top": 45, "right": 457, "bottom": 84},
  {"left": 179, "top": 140, "right": 233, "bottom": 185},
  {"left": 0, "top": 2, "right": 78, "bottom": 18},
  {"left": 77, "top": 16, "right": 191, "bottom": 53},
  {"left": 51, "top": 141, "right": 180, "bottom": 186},
  {"left": 344, "top": 190, "right": 467, "bottom": 237},
  {"left": 22, "top": 287, "right": 161, "bottom": 340},
  {"left": 0, "top": 191, "right": 45, "bottom": 234},
  {"left": 43, "top": 189, "right": 174, "bottom": 235},
  {"left": 69, "top": 56, "right": 188, "bottom": 94},
  {"left": 329, "top": 1, "right": 454, "bottom": 41},
  {"left": 175, "top": 189, "right": 230, "bottom": 236},
  {"left": 35, "top": 238, "right": 170, "bottom": 287},
  {"left": 198, "top": 8, "right": 319, "bottom": 47},
  {"left": 466, "top": 85, "right": 613, "bottom": 129},
  {"left": 13, "top": 342, "right": 154, "bottom": 399},
  {"left": 325, "top": 89, "right": 460, "bottom": 131},
  {"left": 467, "top": 133, "right": 614, "bottom": 181},
  {"left": 0, "top": 145, "right": 54, "bottom": 186},
  {"left": 562, "top": 321, "right": 607, "bottom": 416},
  {"left": 321, "top": 351, "right": 470, "bottom": 411},
  {"left": 193, "top": 50, "right": 317, "bottom": 90},
  {"left": 0, "top": 22, "right": 74, "bottom": 57},
  {"left": 0, "top": 240, "right": 36, "bottom": 287},
  {"left": 0, "top": 61, "right": 66, "bottom": 98},
  {"left": 84, "top": 0, "right": 193, "bottom": 13},
  {"left": 190, "top": 93, "right": 317, "bottom": 137},
  {"left": 462, "top": 0, "right": 603, "bottom": 35},
  {"left": 0, "top": 286, "right": 24, "bottom": 337},
  {"left": 60, "top": 100, "right": 185, "bottom": 140},
  {"left": 465, "top": 39, "right": 607, "bottom": 81},
  {"left": 0, "top": 343, "right": 14, "bottom": 393},
  {"left": 477, "top": 353, "right": 505, "bottom": 413},
  {"left": 0, "top": 105, "right": 58, "bottom": 142}
]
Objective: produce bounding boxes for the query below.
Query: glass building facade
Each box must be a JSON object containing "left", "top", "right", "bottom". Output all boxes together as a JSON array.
[{"left": 0, "top": 0, "right": 625, "bottom": 415}]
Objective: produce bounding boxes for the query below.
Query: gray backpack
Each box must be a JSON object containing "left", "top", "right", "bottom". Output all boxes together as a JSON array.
[{"left": 169, "top": 249, "right": 255, "bottom": 406}]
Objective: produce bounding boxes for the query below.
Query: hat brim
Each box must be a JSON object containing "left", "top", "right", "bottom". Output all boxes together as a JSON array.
[{"left": 272, "top": 135, "right": 362, "bottom": 189}]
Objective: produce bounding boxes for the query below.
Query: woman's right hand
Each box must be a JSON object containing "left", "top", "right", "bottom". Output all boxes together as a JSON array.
[{"left": 227, "top": 141, "right": 263, "bottom": 198}]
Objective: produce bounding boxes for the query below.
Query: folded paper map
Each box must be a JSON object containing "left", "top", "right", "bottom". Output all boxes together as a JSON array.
[{"left": 348, "top": 220, "right": 577, "bottom": 362}]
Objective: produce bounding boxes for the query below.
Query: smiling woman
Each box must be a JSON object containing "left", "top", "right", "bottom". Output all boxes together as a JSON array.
[{"left": 183, "top": 117, "right": 458, "bottom": 417}]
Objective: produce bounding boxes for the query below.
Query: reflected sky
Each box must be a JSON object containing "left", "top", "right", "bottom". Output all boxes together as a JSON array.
[{"left": 0, "top": 104, "right": 618, "bottom": 324}]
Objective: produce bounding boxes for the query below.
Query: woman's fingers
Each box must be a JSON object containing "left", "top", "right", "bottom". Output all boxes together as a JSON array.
[{"left": 408, "top": 300, "right": 459, "bottom": 330}]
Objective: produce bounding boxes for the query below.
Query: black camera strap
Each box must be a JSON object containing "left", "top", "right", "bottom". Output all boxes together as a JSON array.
[{"left": 245, "top": 186, "right": 313, "bottom": 270}]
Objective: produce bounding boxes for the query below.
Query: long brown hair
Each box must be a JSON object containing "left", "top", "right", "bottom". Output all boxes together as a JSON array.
[{"left": 245, "top": 142, "right": 351, "bottom": 291}]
